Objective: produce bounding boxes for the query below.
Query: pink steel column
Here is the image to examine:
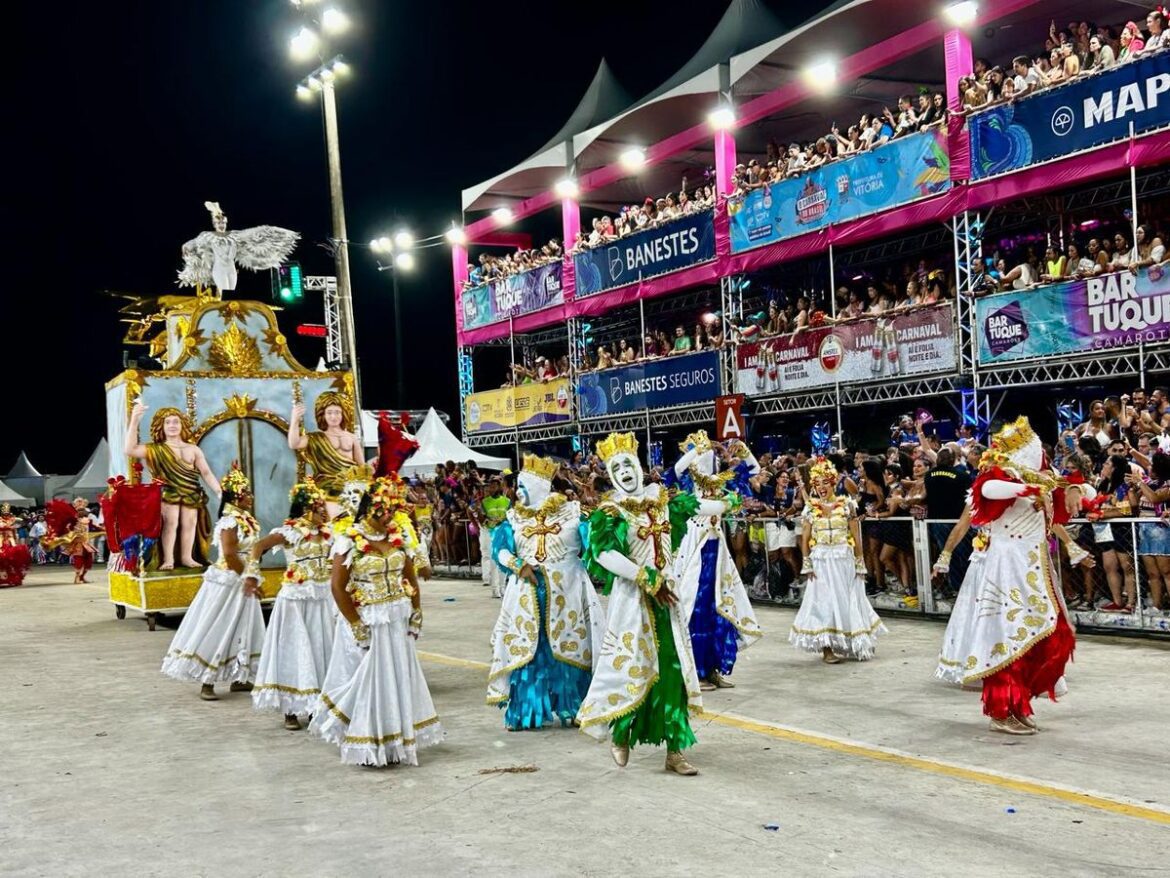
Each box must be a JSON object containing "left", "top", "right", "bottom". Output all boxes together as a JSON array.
[
  {"left": 451, "top": 243, "right": 469, "bottom": 337},
  {"left": 944, "top": 28, "right": 973, "bottom": 181},
  {"left": 561, "top": 196, "right": 580, "bottom": 298},
  {"left": 714, "top": 127, "right": 737, "bottom": 257}
]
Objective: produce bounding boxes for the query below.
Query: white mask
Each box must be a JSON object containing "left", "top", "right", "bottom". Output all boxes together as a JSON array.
[{"left": 607, "top": 453, "right": 644, "bottom": 496}]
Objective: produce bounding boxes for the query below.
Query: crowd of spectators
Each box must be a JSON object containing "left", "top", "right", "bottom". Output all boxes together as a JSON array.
[
  {"left": 959, "top": 10, "right": 1169, "bottom": 110},
  {"left": 570, "top": 186, "right": 717, "bottom": 254},
  {"left": 422, "top": 387, "right": 1170, "bottom": 620},
  {"left": 970, "top": 223, "right": 1168, "bottom": 294},
  {"left": 730, "top": 93, "right": 947, "bottom": 197},
  {"left": 464, "top": 240, "right": 564, "bottom": 289}
]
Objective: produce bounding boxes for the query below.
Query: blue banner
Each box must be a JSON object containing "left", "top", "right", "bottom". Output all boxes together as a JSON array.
[
  {"left": 970, "top": 51, "right": 1170, "bottom": 180},
  {"left": 573, "top": 209, "right": 716, "bottom": 297},
  {"left": 461, "top": 262, "right": 564, "bottom": 329},
  {"left": 729, "top": 129, "right": 950, "bottom": 252},
  {"left": 576, "top": 351, "right": 720, "bottom": 417}
]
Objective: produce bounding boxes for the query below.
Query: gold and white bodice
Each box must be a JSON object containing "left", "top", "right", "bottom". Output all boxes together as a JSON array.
[
  {"left": 510, "top": 495, "right": 581, "bottom": 565},
  {"left": 602, "top": 489, "right": 674, "bottom": 573},
  {"left": 805, "top": 497, "right": 855, "bottom": 553},
  {"left": 213, "top": 508, "right": 260, "bottom": 570},
  {"left": 345, "top": 546, "right": 410, "bottom": 609},
  {"left": 987, "top": 496, "right": 1047, "bottom": 542},
  {"left": 274, "top": 523, "right": 333, "bottom": 591}
]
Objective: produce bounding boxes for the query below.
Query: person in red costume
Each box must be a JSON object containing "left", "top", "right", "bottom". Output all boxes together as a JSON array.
[{"left": 965, "top": 416, "right": 1076, "bottom": 736}]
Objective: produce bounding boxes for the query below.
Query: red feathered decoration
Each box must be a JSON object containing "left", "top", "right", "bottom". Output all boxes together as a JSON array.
[
  {"left": 0, "top": 544, "right": 32, "bottom": 587},
  {"left": 374, "top": 411, "right": 419, "bottom": 477},
  {"left": 44, "top": 499, "right": 78, "bottom": 539},
  {"left": 970, "top": 466, "right": 1039, "bottom": 526}
]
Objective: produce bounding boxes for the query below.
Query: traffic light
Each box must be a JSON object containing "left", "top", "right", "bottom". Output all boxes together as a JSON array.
[{"left": 271, "top": 262, "right": 303, "bottom": 303}]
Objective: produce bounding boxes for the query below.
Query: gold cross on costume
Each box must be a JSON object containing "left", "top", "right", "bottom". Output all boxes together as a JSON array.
[
  {"left": 636, "top": 509, "right": 671, "bottom": 570},
  {"left": 521, "top": 514, "right": 562, "bottom": 563}
]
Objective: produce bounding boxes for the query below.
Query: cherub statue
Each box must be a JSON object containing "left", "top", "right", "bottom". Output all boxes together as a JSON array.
[{"left": 178, "top": 202, "right": 299, "bottom": 298}]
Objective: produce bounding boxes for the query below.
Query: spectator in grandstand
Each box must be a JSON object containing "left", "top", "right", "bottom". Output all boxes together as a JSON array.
[
  {"left": 1083, "top": 238, "right": 1111, "bottom": 275},
  {"left": 1090, "top": 453, "right": 1139, "bottom": 612},
  {"left": 1132, "top": 452, "right": 1170, "bottom": 613},
  {"left": 670, "top": 324, "right": 693, "bottom": 355},
  {"left": 1011, "top": 55, "right": 1041, "bottom": 97},
  {"left": 995, "top": 254, "right": 1039, "bottom": 290},
  {"left": 1087, "top": 33, "right": 1117, "bottom": 69},
  {"left": 617, "top": 338, "right": 636, "bottom": 364},
  {"left": 1144, "top": 9, "right": 1167, "bottom": 53},
  {"left": 1119, "top": 21, "right": 1146, "bottom": 61},
  {"left": 1130, "top": 224, "right": 1166, "bottom": 271},
  {"left": 1107, "top": 231, "right": 1136, "bottom": 270}
]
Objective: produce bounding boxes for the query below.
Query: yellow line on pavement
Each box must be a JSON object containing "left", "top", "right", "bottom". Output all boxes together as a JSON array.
[{"left": 417, "top": 649, "right": 1170, "bottom": 825}]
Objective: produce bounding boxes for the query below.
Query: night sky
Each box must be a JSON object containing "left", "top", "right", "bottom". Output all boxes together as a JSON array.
[{"left": 6, "top": 0, "right": 825, "bottom": 477}]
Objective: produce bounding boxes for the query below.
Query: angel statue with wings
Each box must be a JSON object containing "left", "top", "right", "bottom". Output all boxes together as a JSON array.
[{"left": 178, "top": 201, "right": 299, "bottom": 298}]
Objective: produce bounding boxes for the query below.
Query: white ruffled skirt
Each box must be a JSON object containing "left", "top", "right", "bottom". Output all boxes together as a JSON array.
[
  {"left": 934, "top": 549, "right": 987, "bottom": 684},
  {"left": 790, "top": 546, "right": 887, "bottom": 661},
  {"left": 252, "top": 581, "right": 336, "bottom": 716},
  {"left": 160, "top": 566, "right": 266, "bottom": 685},
  {"left": 309, "top": 601, "right": 443, "bottom": 766}
]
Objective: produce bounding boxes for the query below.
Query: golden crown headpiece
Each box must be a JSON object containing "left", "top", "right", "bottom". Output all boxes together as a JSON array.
[
  {"left": 597, "top": 432, "right": 639, "bottom": 464},
  {"left": 990, "top": 416, "right": 1037, "bottom": 455},
  {"left": 808, "top": 456, "right": 839, "bottom": 484},
  {"left": 222, "top": 461, "right": 251, "bottom": 495},
  {"left": 521, "top": 453, "right": 559, "bottom": 483},
  {"left": 289, "top": 476, "right": 328, "bottom": 509},
  {"left": 678, "top": 430, "right": 713, "bottom": 455}
]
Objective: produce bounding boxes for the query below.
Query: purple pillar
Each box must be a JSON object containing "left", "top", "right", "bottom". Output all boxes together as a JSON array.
[
  {"left": 561, "top": 198, "right": 580, "bottom": 253},
  {"left": 944, "top": 28, "right": 973, "bottom": 181}
]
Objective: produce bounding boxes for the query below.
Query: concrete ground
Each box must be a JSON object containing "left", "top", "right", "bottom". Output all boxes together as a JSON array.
[{"left": 1, "top": 567, "right": 1168, "bottom": 878}]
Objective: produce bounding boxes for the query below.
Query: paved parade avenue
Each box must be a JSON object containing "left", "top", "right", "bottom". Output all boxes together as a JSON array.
[{"left": 2, "top": 568, "right": 1168, "bottom": 877}]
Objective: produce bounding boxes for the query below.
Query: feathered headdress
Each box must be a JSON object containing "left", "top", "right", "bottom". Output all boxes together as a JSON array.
[
  {"left": 678, "top": 430, "right": 713, "bottom": 455},
  {"left": 808, "top": 456, "right": 839, "bottom": 485},
  {"left": 44, "top": 499, "right": 78, "bottom": 539}
]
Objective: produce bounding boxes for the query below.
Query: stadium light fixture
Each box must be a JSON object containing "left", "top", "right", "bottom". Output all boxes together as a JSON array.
[
  {"left": 394, "top": 230, "right": 414, "bottom": 250},
  {"left": 707, "top": 106, "right": 736, "bottom": 130},
  {"left": 289, "top": 26, "right": 320, "bottom": 60},
  {"left": 803, "top": 58, "right": 838, "bottom": 91},
  {"left": 555, "top": 178, "right": 580, "bottom": 199},
  {"left": 394, "top": 252, "right": 415, "bottom": 271},
  {"left": 321, "top": 7, "right": 351, "bottom": 35},
  {"left": 296, "top": 84, "right": 313, "bottom": 100},
  {"left": 620, "top": 147, "right": 646, "bottom": 169},
  {"left": 446, "top": 225, "right": 468, "bottom": 246},
  {"left": 492, "top": 207, "right": 514, "bottom": 225},
  {"left": 943, "top": 1, "right": 978, "bottom": 26}
]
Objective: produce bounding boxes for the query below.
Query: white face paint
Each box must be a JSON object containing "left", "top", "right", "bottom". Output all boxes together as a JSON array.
[
  {"left": 338, "top": 480, "right": 367, "bottom": 518},
  {"left": 607, "top": 453, "right": 643, "bottom": 495},
  {"left": 517, "top": 471, "right": 549, "bottom": 507},
  {"left": 694, "top": 449, "right": 716, "bottom": 476}
]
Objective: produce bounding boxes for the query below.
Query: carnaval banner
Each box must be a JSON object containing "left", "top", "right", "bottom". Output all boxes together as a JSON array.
[
  {"left": 461, "top": 262, "right": 565, "bottom": 330},
  {"left": 576, "top": 351, "right": 720, "bottom": 417},
  {"left": 970, "top": 50, "right": 1170, "bottom": 180},
  {"left": 573, "top": 209, "right": 716, "bottom": 297},
  {"left": 729, "top": 129, "right": 950, "bottom": 252},
  {"left": 975, "top": 267, "right": 1170, "bottom": 364},
  {"left": 734, "top": 305, "right": 956, "bottom": 395},
  {"left": 464, "top": 378, "right": 572, "bottom": 433}
]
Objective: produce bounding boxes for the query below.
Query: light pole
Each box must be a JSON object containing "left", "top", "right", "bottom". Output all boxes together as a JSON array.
[
  {"left": 287, "top": 3, "right": 363, "bottom": 417},
  {"left": 370, "top": 234, "right": 415, "bottom": 409}
]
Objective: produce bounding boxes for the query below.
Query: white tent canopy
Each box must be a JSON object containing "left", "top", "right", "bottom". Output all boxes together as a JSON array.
[
  {"left": 0, "top": 480, "right": 33, "bottom": 506},
  {"left": 399, "top": 408, "right": 510, "bottom": 477},
  {"left": 57, "top": 439, "right": 111, "bottom": 497}
]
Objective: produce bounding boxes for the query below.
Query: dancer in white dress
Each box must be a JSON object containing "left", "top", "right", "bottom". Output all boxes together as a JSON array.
[
  {"left": 310, "top": 476, "right": 443, "bottom": 766},
  {"left": 160, "top": 463, "right": 266, "bottom": 700},
  {"left": 790, "top": 457, "right": 887, "bottom": 663},
  {"left": 933, "top": 504, "right": 987, "bottom": 684},
  {"left": 671, "top": 432, "right": 763, "bottom": 690},
  {"left": 248, "top": 477, "right": 336, "bottom": 730},
  {"left": 486, "top": 453, "right": 605, "bottom": 730}
]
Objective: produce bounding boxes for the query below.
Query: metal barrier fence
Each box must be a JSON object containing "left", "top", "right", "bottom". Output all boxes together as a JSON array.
[
  {"left": 727, "top": 515, "right": 1169, "bottom": 635},
  {"left": 425, "top": 518, "right": 485, "bottom": 580}
]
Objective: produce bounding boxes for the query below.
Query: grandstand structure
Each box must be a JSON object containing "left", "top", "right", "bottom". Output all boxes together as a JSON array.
[{"left": 448, "top": 0, "right": 1170, "bottom": 454}]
